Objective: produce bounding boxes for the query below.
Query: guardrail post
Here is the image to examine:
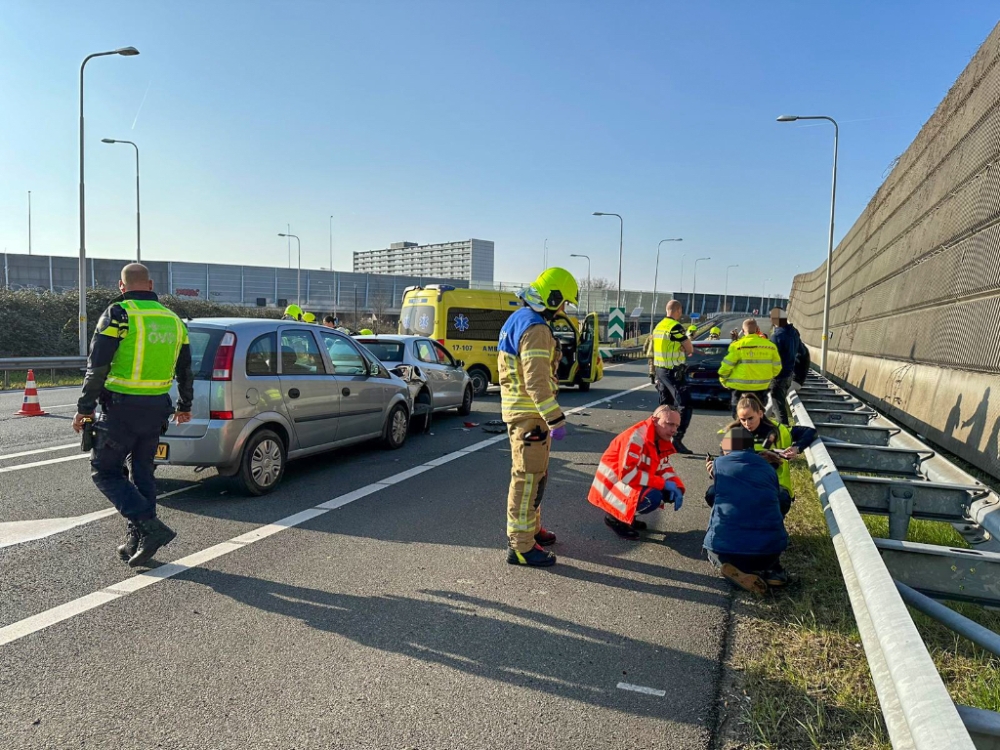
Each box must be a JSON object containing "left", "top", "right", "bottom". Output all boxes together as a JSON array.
[{"left": 888, "top": 492, "right": 915, "bottom": 540}]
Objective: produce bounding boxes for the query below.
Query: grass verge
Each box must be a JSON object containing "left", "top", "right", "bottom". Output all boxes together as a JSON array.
[
  {"left": 1, "top": 369, "right": 84, "bottom": 391},
  {"left": 726, "top": 461, "right": 1000, "bottom": 749}
]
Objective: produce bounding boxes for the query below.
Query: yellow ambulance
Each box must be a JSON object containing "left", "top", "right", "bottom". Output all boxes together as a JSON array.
[{"left": 399, "top": 284, "right": 603, "bottom": 395}]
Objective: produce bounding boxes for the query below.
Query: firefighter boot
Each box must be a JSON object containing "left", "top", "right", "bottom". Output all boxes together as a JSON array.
[
  {"left": 534, "top": 527, "right": 557, "bottom": 546},
  {"left": 507, "top": 544, "right": 556, "bottom": 567},
  {"left": 128, "top": 517, "right": 177, "bottom": 568},
  {"left": 116, "top": 522, "right": 140, "bottom": 562}
]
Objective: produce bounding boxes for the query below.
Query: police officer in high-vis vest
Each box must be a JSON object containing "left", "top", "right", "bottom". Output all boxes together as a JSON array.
[
  {"left": 651, "top": 299, "right": 695, "bottom": 454},
  {"left": 498, "top": 268, "right": 578, "bottom": 568},
  {"left": 73, "top": 264, "right": 194, "bottom": 567},
  {"left": 717, "top": 318, "right": 782, "bottom": 418}
]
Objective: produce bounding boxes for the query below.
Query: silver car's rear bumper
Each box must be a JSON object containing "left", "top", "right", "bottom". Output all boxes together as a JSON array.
[{"left": 156, "top": 417, "right": 253, "bottom": 468}]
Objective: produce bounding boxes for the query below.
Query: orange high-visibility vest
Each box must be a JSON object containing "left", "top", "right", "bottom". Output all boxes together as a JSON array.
[{"left": 588, "top": 417, "right": 686, "bottom": 523}]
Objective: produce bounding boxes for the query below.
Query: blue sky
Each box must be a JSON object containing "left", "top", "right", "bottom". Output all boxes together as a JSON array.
[{"left": 1, "top": 1, "right": 996, "bottom": 298}]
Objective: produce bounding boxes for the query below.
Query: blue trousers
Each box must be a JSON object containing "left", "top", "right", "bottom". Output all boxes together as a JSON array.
[{"left": 91, "top": 394, "right": 173, "bottom": 522}]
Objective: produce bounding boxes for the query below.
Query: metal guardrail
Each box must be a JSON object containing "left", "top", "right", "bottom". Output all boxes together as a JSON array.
[
  {"left": 0, "top": 356, "right": 87, "bottom": 390},
  {"left": 793, "top": 373, "right": 1000, "bottom": 749}
]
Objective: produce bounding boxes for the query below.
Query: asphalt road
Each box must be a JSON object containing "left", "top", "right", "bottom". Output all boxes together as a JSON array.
[{"left": 0, "top": 361, "right": 741, "bottom": 750}]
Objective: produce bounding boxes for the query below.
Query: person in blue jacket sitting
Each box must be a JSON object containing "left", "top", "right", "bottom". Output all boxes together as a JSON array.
[{"left": 703, "top": 424, "right": 789, "bottom": 595}]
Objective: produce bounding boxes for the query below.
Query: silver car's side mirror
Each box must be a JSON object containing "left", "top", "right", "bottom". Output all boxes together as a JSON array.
[{"left": 370, "top": 363, "right": 381, "bottom": 377}]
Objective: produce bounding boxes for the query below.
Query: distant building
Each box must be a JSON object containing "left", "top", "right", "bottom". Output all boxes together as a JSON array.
[{"left": 353, "top": 239, "right": 494, "bottom": 283}]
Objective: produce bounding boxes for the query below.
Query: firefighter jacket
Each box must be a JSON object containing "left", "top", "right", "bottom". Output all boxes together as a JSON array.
[
  {"left": 498, "top": 307, "right": 565, "bottom": 426},
  {"left": 717, "top": 335, "right": 782, "bottom": 392},
  {"left": 588, "top": 417, "right": 686, "bottom": 523},
  {"left": 651, "top": 316, "right": 688, "bottom": 370}
]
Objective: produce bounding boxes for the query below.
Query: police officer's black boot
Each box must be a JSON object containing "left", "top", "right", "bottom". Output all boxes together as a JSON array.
[
  {"left": 116, "top": 522, "right": 141, "bottom": 562},
  {"left": 128, "top": 517, "right": 177, "bottom": 568},
  {"left": 673, "top": 436, "right": 694, "bottom": 455}
]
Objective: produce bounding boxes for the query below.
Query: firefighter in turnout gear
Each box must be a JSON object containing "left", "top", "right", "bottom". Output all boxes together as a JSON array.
[
  {"left": 73, "top": 264, "right": 194, "bottom": 567},
  {"left": 498, "top": 267, "right": 578, "bottom": 567},
  {"left": 650, "top": 300, "right": 695, "bottom": 454}
]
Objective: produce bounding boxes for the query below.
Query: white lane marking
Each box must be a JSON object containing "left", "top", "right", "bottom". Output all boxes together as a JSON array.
[
  {"left": 0, "top": 453, "right": 89, "bottom": 474},
  {"left": 617, "top": 682, "right": 667, "bottom": 697},
  {"left": 37, "top": 403, "right": 78, "bottom": 411},
  {"left": 0, "top": 443, "right": 78, "bottom": 461},
  {"left": 0, "top": 377, "right": 653, "bottom": 648},
  {"left": 0, "top": 485, "right": 199, "bottom": 549}
]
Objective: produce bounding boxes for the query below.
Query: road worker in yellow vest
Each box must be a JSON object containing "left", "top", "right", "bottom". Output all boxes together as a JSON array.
[
  {"left": 650, "top": 300, "right": 695, "bottom": 454},
  {"left": 717, "top": 318, "right": 782, "bottom": 418},
  {"left": 498, "top": 267, "right": 578, "bottom": 567},
  {"left": 73, "top": 263, "right": 193, "bottom": 568}
]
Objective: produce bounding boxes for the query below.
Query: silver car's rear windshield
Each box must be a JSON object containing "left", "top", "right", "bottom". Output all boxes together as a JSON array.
[
  {"left": 357, "top": 340, "right": 405, "bottom": 362},
  {"left": 187, "top": 327, "right": 225, "bottom": 379}
]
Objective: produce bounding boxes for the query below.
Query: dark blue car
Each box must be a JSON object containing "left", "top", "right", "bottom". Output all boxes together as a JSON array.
[{"left": 686, "top": 340, "right": 732, "bottom": 406}]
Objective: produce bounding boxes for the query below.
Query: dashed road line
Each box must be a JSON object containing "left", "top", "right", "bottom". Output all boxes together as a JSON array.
[
  {"left": 0, "top": 443, "right": 78, "bottom": 461},
  {"left": 0, "top": 453, "right": 89, "bottom": 474},
  {"left": 616, "top": 682, "right": 666, "bottom": 697},
  {"left": 0, "top": 379, "right": 651, "bottom": 647}
]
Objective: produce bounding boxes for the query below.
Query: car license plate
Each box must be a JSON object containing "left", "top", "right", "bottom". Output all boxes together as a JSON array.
[{"left": 155, "top": 443, "right": 169, "bottom": 460}]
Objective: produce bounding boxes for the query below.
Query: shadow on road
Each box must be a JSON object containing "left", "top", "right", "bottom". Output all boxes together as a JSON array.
[{"left": 192, "top": 568, "right": 716, "bottom": 722}]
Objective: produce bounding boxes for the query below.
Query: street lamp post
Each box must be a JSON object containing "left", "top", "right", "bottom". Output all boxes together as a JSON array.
[
  {"left": 27, "top": 191, "right": 31, "bottom": 255},
  {"left": 279, "top": 232, "right": 302, "bottom": 304},
  {"left": 761, "top": 278, "right": 771, "bottom": 316},
  {"left": 78, "top": 46, "right": 140, "bottom": 356},
  {"left": 724, "top": 264, "right": 739, "bottom": 313},
  {"left": 692, "top": 257, "right": 711, "bottom": 315},
  {"left": 543, "top": 238, "right": 548, "bottom": 271},
  {"left": 329, "top": 215, "right": 334, "bottom": 270},
  {"left": 651, "top": 238, "right": 683, "bottom": 332},
  {"left": 592, "top": 212, "right": 624, "bottom": 308},
  {"left": 101, "top": 139, "right": 141, "bottom": 262},
  {"left": 777, "top": 114, "right": 839, "bottom": 374},
  {"left": 569, "top": 253, "right": 591, "bottom": 314}
]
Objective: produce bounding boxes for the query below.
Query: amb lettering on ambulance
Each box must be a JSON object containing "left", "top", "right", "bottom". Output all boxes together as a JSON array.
[{"left": 399, "top": 284, "right": 603, "bottom": 396}]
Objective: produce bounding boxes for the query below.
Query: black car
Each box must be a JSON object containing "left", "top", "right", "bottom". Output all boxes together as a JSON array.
[{"left": 686, "top": 340, "right": 732, "bottom": 405}]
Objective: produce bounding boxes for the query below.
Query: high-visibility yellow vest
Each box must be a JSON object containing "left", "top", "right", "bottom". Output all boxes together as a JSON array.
[
  {"left": 718, "top": 335, "right": 781, "bottom": 391},
  {"left": 652, "top": 316, "right": 686, "bottom": 369},
  {"left": 104, "top": 299, "right": 188, "bottom": 396},
  {"left": 753, "top": 423, "right": 793, "bottom": 497}
]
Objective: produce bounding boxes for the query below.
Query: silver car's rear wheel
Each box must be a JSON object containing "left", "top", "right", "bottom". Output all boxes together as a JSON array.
[
  {"left": 251, "top": 439, "right": 282, "bottom": 488},
  {"left": 237, "top": 429, "right": 286, "bottom": 496}
]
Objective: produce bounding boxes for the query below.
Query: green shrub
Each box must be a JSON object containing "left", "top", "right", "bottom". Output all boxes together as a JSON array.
[{"left": 0, "top": 288, "right": 281, "bottom": 358}]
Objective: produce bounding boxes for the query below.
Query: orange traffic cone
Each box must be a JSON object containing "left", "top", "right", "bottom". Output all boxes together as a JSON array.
[{"left": 15, "top": 369, "right": 47, "bottom": 416}]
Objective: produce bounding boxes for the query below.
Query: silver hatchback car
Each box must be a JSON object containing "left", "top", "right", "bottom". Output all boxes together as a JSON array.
[
  {"left": 156, "top": 318, "right": 411, "bottom": 495},
  {"left": 353, "top": 335, "right": 474, "bottom": 420}
]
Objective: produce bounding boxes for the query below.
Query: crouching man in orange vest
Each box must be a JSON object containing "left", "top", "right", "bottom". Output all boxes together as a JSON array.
[{"left": 588, "top": 405, "right": 687, "bottom": 539}]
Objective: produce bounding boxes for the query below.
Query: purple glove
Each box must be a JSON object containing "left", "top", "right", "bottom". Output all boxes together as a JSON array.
[{"left": 549, "top": 425, "right": 567, "bottom": 441}]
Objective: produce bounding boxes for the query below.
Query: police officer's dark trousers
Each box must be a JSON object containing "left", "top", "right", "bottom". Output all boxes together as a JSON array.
[
  {"left": 654, "top": 367, "right": 692, "bottom": 438},
  {"left": 91, "top": 394, "right": 173, "bottom": 521}
]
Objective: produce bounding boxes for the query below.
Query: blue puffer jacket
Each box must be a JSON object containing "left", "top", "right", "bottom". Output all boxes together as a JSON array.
[{"left": 704, "top": 451, "right": 788, "bottom": 556}]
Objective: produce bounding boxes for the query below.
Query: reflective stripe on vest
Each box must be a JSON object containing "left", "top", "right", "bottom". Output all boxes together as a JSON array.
[
  {"left": 105, "top": 300, "right": 186, "bottom": 396},
  {"left": 652, "top": 317, "right": 685, "bottom": 369},
  {"left": 754, "top": 423, "right": 794, "bottom": 496},
  {"left": 718, "top": 336, "right": 779, "bottom": 390}
]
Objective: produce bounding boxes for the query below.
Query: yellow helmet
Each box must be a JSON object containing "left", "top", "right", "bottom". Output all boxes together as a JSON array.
[
  {"left": 302, "top": 312, "right": 316, "bottom": 323},
  {"left": 687, "top": 324, "right": 698, "bottom": 334},
  {"left": 522, "top": 267, "right": 579, "bottom": 312},
  {"left": 359, "top": 328, "right": 374, "bottom": 336},
  {"left": 710, "top": 326, "right": 721, "bottom": 335},
  {"left": 283, "top": 304, "right": 303, "bottom": 320}
]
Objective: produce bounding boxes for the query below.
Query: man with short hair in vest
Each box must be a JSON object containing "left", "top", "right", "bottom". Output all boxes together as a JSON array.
[
  {"left": 588, "top": 405, "right": 687, "bottom": 539},
  {"left": 650, "top": 300, "right": 695, "bottom": 454},
  {"left": 73, "top": 263, "right": 193, "bottom": 567}
]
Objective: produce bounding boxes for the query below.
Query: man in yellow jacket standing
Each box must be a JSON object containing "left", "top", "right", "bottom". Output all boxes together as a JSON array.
[
  {"left": 498, "top": 268, "right": 578, "bottom": 568},
  {"left": 718, "top": 318, "right": 782, "bottom": 417}
]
